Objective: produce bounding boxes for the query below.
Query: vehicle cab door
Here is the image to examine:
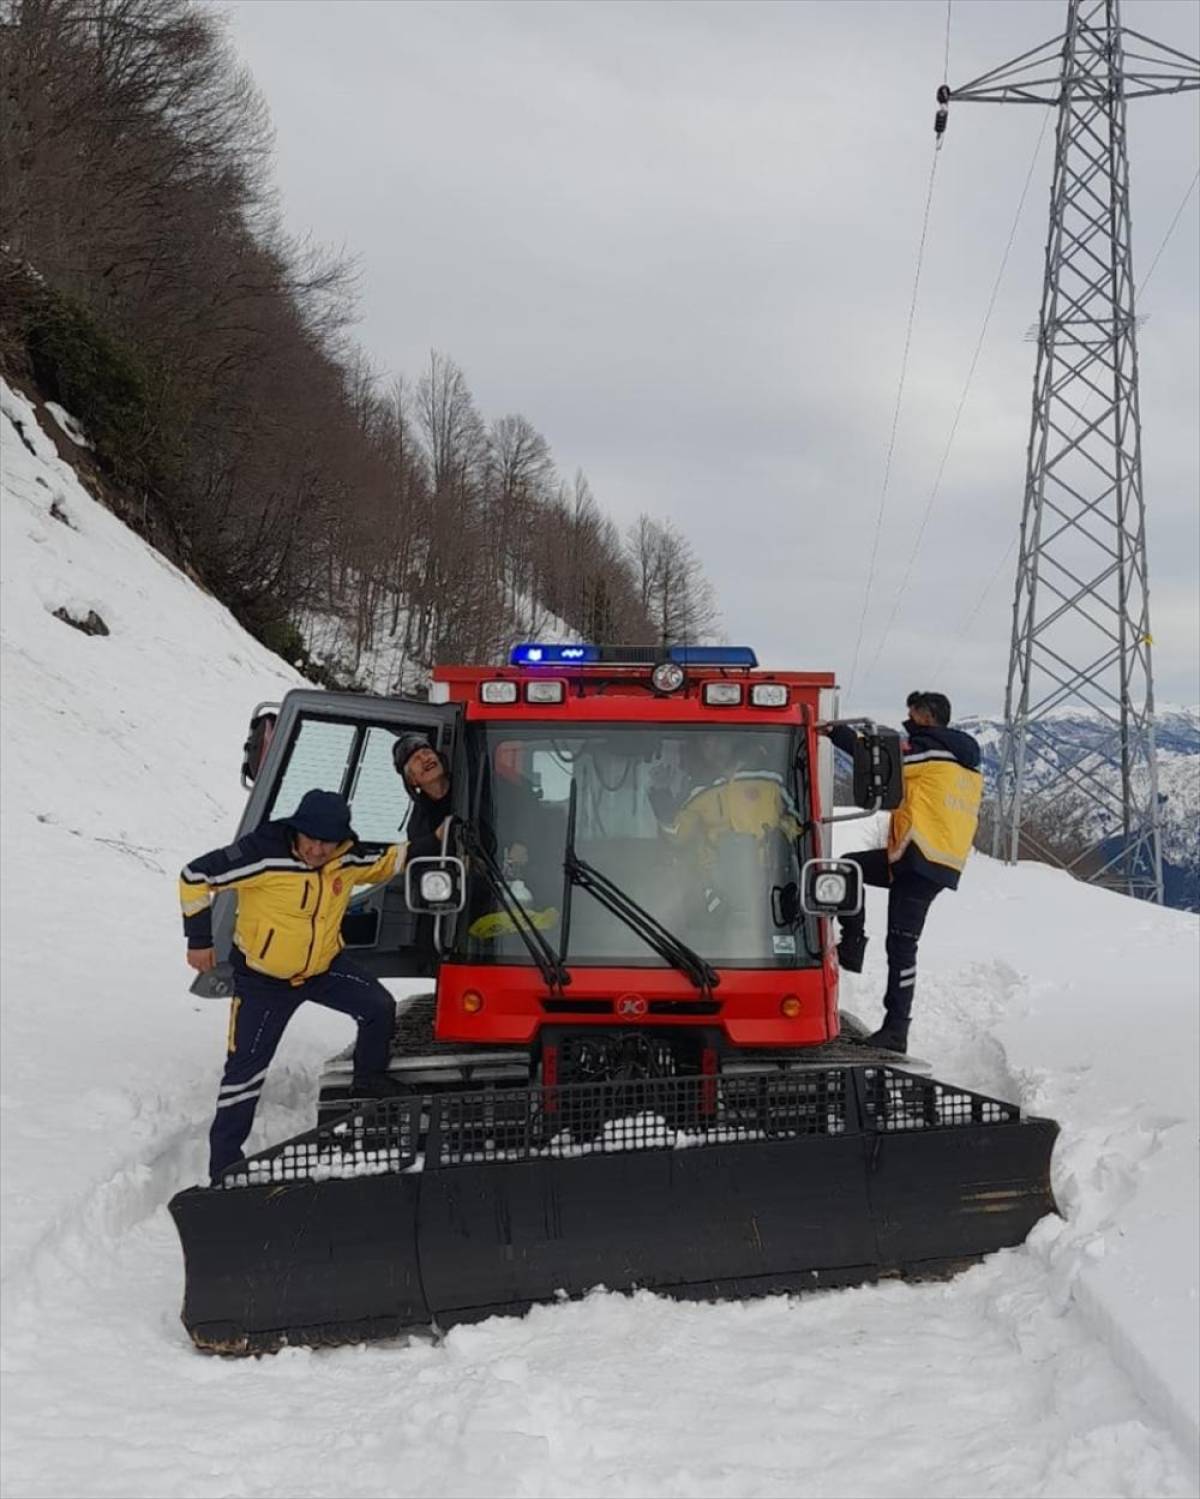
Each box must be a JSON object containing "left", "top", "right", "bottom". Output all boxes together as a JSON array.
[{"left": 213, "top": 689, "right": 461, "bottom": 978}]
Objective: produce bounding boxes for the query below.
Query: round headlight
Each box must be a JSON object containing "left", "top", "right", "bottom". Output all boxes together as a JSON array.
[
  {"left": 420, "top": 869, "right": 455, "bottom": 904},
  {"left": 651, "top": 661, "right": 685, "bottom": 693},
  {"left": 814, "top": 872, "right": 847, "bottom": 905}
]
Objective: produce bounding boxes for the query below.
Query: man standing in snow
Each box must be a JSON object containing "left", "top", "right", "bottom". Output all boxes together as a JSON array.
[
  {"left": 180, "top": 789, "right": 407, "bottom": 1180},
  {"left": 830, "top": 692, "right": 983, "bottom": 1054}
]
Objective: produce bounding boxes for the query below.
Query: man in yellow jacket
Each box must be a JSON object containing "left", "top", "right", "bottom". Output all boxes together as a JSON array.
[
  {"left": 653, "top": 734, "right": 802, "bottom": 927},
  {"left": 179, "top": 789, "right": 406, "bottom": 1179},
  {"left": 830, "top": 692, "right": 983, "bottom": 1054}
]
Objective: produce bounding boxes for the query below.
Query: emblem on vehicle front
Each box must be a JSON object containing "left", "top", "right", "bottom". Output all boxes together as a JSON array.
[{"left": 616, "top": 994, "right": 647, "bottom": 1018}]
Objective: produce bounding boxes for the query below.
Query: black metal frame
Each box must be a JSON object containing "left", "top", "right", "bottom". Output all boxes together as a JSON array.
[{"left": 171, "top": 1067, "right": 1057, "bottom": 1354}]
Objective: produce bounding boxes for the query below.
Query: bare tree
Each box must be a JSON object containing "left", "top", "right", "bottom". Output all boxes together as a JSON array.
[
  {"left": 625, "top": 514, "right": 720, "bottom": 646},
  {"left": 0, "top": 1, "right": 709, "bottom": 678}
]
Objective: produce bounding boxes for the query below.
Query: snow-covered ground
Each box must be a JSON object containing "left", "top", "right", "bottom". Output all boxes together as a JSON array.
[{"left": 2, "top": 379, "right": 1198, "bottom": 1498}]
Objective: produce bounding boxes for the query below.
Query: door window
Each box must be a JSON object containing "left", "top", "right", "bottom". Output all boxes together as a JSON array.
[
  {"left": 349, "top": 727, "right": 414, "bottom": 841},
  {"left": 267, "top": 718, "right": 413, "bottom": 843},
  {"left": 270, "top": 719, "right": 357, "bottom": 824}
]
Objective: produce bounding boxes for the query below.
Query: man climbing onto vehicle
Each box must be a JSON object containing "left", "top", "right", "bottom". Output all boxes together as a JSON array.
[
  {"left": 180, "top": 788, "right": 407, "bottom": 1180},
  {"left": 830, "top": 691, "right": 982, "bottom": 1054}
]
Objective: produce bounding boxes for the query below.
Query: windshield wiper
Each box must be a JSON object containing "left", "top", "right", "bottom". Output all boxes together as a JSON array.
[
  {"left": 563, "top": 783, "right": 720, "bottom": 997},
  {"left": 458, "top": 821, "right": 570, "bottom": 994}
]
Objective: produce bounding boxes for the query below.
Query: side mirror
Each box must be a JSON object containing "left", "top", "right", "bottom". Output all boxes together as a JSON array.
[
  {"left": 799, "top": 858, "right": 863, "bottom": 917},
  {"left": 240, "top": 708, "right": 278, "bottom": 789},
  {"left": 852, "top": 729, "right": 903, "bottom": 811},
  {"left": 189, "top": 960, "right": 236, "bottom": 999},
  {"left": 405, "top": 855, "right": 467, "bottom": 915}
]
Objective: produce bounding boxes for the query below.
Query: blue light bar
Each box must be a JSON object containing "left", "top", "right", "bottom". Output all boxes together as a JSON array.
[
  {"left": 510, "top": 643, "right": 601, "bottom": 666},
  {"left": 668, "top": 645, "right": 759, "bottom": 668},
  {"left": 509, "top": 642, "right": 760, "bottom": 669}
]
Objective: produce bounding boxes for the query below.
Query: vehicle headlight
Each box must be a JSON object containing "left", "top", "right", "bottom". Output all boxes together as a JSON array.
[
  {"left": 420, "top": 870, "right": 455, "bottom": 904},
  {"left": 813, "top": 872, "right": 848, "bottom": 905}
]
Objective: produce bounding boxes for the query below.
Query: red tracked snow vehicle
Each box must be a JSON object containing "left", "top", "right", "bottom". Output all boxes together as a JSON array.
[{"left": 169, "top": 644, "right": 1058, "bottom": 1352}]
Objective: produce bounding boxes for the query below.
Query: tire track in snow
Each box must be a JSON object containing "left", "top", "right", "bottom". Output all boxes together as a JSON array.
[{"left": 1, "top": 1065, "right": 320, "bottom": 1308}]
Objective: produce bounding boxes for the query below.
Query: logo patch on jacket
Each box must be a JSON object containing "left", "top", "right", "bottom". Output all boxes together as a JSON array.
[{"left": 333, "top": 877, "right": 343, "bottom": 895}]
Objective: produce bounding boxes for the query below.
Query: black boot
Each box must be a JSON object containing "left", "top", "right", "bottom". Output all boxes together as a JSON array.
[
  {"left": 837, "top": 930, "right": 868, "bottom": 974},
  {"left": 864, "top": 1024, "right": 908, "bottom": 1054}
]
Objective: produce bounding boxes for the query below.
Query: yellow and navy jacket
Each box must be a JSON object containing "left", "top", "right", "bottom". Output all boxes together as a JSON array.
[
  {"left": 663, "top": 771, "right": 802, "bottom": 875},
  {"left": 179, "top": 822, "right": 403, "bottom": 984},
  {"left": 834, "top": 721, "right": 982, "bottom": 890},
  {"left": 888, "top": 721, "right": 982, "bottom": 888}
]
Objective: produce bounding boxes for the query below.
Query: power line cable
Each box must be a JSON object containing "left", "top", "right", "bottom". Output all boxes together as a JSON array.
[
  {"left": 847, "top": 2, "right": 952, "bottom": 699},
  {"left": 1139, "top": 165, "right": 1199, "bottom": 291},
  {"left": 931, "top": 537, "right": 1015, "bottom": 682},
  {"left": 846, "top": 144, "right": 941, "bottom": 698},
  {"left": 859, "top": 108, "right": 1052, "bottom": 692},
  {"left": 943, "top": 0, "right": 953, "bottom": 86}
]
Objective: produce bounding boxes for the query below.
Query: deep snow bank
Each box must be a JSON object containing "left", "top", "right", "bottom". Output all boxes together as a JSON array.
[
  {"left": 0, "top": 378, "right": 305, "bottom": 1274},
  {"left": 2, "top": 378, "right": 1197, "bottom": 1498}
]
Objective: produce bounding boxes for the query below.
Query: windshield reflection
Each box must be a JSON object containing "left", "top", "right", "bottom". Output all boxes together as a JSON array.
[{"left": 463, "top": 725, "right": 814, "bottom": 968}]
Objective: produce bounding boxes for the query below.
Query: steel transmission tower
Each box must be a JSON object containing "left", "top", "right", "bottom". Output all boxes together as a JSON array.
[{"left": 945, "top": 0, "right": 1199, "bottom": 902}]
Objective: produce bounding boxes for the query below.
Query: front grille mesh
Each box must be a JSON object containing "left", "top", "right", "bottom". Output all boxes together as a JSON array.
[
  {"left": 860, "top": 1068, "right": 1020, "bottom": 1132},
  {"left": 216, "top": 1099, "right": 419, "bottom": 1188},
  {"left": 433, "top": 1071, "right": 846, "bottom": 1165},
  {"left": 211, "top": 1067, "right": 1022, "bottom": 1188}
]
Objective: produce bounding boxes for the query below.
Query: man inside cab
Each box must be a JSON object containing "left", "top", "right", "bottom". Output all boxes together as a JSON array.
[{"left": 654, "top": 732, "right": 801, "bottom": 914}]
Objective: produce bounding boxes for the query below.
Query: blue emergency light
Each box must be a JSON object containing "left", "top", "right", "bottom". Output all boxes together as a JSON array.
[
  {"left": 509, "top": 643, "right": 602, "bottom": 666},
  {"left": 668, "top": 645, "right": 758, "bottom": 668},
  {"left": 509, "top": 643, "right": 759, "bottom": 668}
]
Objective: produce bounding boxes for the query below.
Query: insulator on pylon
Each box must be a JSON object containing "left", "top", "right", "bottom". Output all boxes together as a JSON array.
[{"left": 934, "top": 84, "right": 950, "bottom": 142}]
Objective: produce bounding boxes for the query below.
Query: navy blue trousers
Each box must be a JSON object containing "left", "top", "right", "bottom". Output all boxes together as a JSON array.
[
  {"left": 209, "top": 953, "right": 394, "bottom": 1178},
  {"left": 839, "top": 848, "right": 942, "bottom": 1035}
]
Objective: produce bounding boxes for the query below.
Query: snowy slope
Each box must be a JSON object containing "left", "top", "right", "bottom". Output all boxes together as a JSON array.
[{"left": 1, "top": 379, "right": 1198, "bottom": 1499}]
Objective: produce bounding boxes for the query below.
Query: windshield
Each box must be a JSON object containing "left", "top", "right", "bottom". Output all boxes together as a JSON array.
[{"left": 461, "top": 724, "right": 816, "bottom": 969}]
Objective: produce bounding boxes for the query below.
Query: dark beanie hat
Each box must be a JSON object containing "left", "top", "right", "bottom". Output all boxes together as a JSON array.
[{"left": 287, "top": 789, "right": 355, "bottom": 843}]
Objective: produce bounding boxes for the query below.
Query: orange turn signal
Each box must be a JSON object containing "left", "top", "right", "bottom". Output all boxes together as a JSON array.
[
  {"left": 462, "top": 990, "right": 484, "bottom": 1014},
  {"left": 780, "top": 995, "right": 802, "bottom": 1018}
]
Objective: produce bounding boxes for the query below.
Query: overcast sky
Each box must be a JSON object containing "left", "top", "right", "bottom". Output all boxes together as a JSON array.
[{"left": 220, "top": 0, "right": 1198, "bottom": 717}]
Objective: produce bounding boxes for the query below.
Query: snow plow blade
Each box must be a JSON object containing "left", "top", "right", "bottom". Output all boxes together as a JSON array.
[{"left": 168, "top": 1067, "right": 1058, "bottom": 1353}]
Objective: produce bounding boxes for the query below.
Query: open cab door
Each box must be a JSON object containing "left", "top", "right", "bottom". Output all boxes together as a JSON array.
[{"left": 211, "top": 689, "right": 461, "bottom": 978}]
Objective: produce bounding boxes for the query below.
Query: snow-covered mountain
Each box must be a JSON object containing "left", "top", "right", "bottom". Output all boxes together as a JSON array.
[
  {"left": 3, "top": 379, "right": 1198, "bottom": 1498},
  {"left": 959, "top": 708, "right": 1200, "bottom": 912}
]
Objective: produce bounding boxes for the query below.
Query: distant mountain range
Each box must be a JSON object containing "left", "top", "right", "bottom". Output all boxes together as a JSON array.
[{"left": 958, "top": 705, "right": 1200, "bottom": 913}]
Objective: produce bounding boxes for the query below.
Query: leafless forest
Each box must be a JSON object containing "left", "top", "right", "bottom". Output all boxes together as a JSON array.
[{"left": 0, "top": 0, "right": 719, "bottom": 684}]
